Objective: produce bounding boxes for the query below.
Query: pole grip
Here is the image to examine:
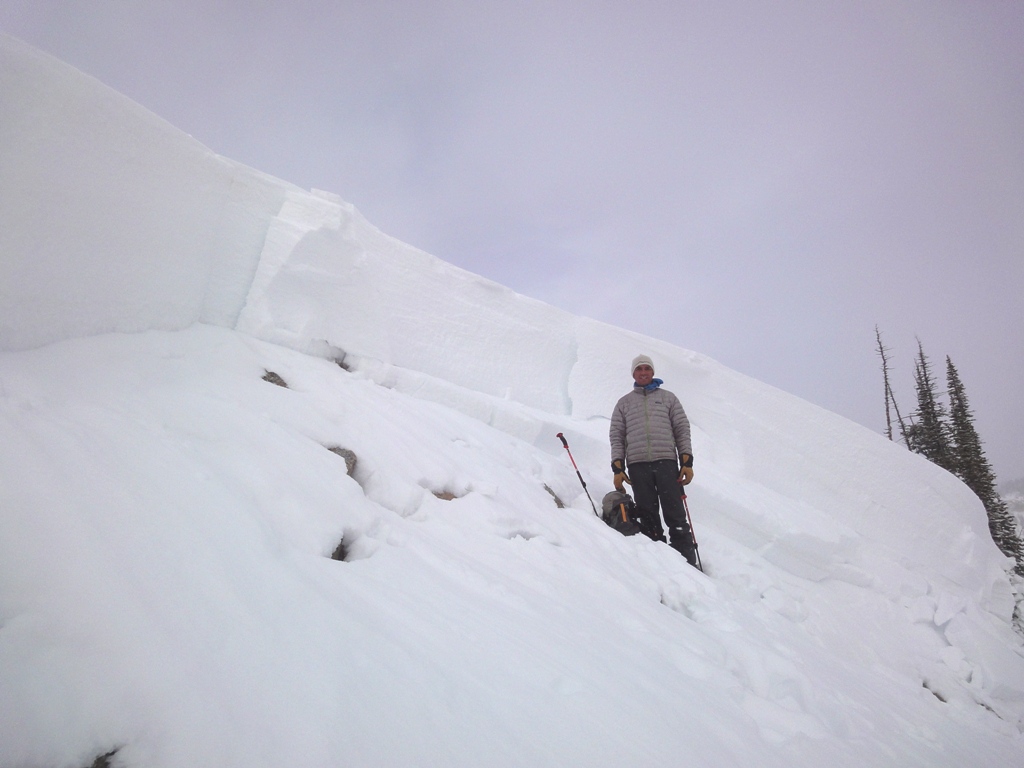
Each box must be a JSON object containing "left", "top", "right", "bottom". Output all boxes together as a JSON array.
[{"left": 556, "top": 432, "right": 568, "bottom": 448}]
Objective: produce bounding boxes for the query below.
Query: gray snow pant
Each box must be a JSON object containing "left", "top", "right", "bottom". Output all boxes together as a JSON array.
[{"left": 628, "top": 459, "right": 693, "bottom": 558}]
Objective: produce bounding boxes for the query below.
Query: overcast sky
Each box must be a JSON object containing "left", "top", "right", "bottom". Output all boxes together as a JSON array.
[{"left": 3, "top": 1, "right": 1022, "bottom": 483}]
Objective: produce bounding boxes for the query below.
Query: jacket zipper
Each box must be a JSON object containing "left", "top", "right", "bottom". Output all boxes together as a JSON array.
[{"left": 642, "top": 389, "right": 653, "bottom": 462}]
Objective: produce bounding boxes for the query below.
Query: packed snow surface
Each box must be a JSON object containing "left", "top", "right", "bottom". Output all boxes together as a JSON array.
[{"left": 2, "top": 33, "right": 1023, "bottom": 767}]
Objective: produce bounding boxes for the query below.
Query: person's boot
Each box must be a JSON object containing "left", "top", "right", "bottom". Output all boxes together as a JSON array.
[
  {"left": 639, "top": 515, "right": 665, "bottom": 543},
  {"left": 669, "top": 530, "right": 697, "bottom": 567}
]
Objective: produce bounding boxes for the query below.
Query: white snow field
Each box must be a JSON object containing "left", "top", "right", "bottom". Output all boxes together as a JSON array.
[{"left": 2, "top": 33, "right": 1023, "bottom": 768}]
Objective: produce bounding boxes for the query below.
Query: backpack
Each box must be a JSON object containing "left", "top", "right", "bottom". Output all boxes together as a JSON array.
[{"left": 600, "top": 490, "right": 642, "bottom": 536}]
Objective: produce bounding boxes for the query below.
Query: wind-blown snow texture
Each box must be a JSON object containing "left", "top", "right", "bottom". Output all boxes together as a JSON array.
[{"left": 1, "top": 33, "right": 1023, "bottom": 767}]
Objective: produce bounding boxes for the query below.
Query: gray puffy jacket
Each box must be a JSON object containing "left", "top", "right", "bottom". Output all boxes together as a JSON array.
[{"left": 609, "top": 385, "right": 692, "bottom": 466}]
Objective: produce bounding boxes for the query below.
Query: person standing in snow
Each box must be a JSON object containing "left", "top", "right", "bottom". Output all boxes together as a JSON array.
[{"left": 609, "top": 354, "right": 697, "bottom": 565}]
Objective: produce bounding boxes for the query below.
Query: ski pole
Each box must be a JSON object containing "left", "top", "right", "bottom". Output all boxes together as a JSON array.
[
  {"left": 556, "top": 433, "right": 599, "bottom": 517},
  {"left": 679, "top": 485, "right": 703, "bottom": 572}
]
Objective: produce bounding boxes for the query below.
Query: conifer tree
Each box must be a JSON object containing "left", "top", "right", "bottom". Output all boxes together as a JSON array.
[
  {"left": 945, "top": 357, "right": 1024, "bottom": 575},
  {"left": 906, "top": 341, "right": 954, "bottom": 473}
]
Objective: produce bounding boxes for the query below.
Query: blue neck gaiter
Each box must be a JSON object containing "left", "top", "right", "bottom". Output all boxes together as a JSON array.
[{"left": 634, "top": 378, "right": 663, "bottom": 392}]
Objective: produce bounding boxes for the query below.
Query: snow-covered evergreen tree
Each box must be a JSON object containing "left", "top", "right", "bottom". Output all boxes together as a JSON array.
[
  {"left": 906, "top": 341, "right": 954, "bottom": 473},
  {"left": 946, "top": 357, "right": 1024, "bottom": 576}
]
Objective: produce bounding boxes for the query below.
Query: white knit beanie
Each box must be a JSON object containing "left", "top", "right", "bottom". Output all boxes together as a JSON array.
[{"left": 631, "top": 354, "right": 654, "bottom": 374}]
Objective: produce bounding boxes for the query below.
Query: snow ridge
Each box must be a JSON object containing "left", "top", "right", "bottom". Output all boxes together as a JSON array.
[{"left": 1, "top": 33, "right": 1023, "bottom": 768}]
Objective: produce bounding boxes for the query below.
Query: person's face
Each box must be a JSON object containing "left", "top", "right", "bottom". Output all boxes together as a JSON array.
[{"left": 633, "top": 364, "right": 654, "bottom": 386}]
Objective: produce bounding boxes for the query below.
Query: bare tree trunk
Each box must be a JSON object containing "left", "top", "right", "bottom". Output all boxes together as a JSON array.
[
  {"left": 891, "top": 387, "right": 911, "bottom": 445},
  {"left": 875, "top": 326, "right": 910, "bottom": 445},
  {"left": 875, "top": 326, "right": 894, "bottom": 440}
]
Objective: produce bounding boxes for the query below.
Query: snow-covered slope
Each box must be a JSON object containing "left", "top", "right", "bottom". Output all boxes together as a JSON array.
[
  {"left": 2, "top": 34, "right": 1023, "bottom": 767},
  {"left": 0, "top": 34, "right": 291, "bottom": 349}
]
